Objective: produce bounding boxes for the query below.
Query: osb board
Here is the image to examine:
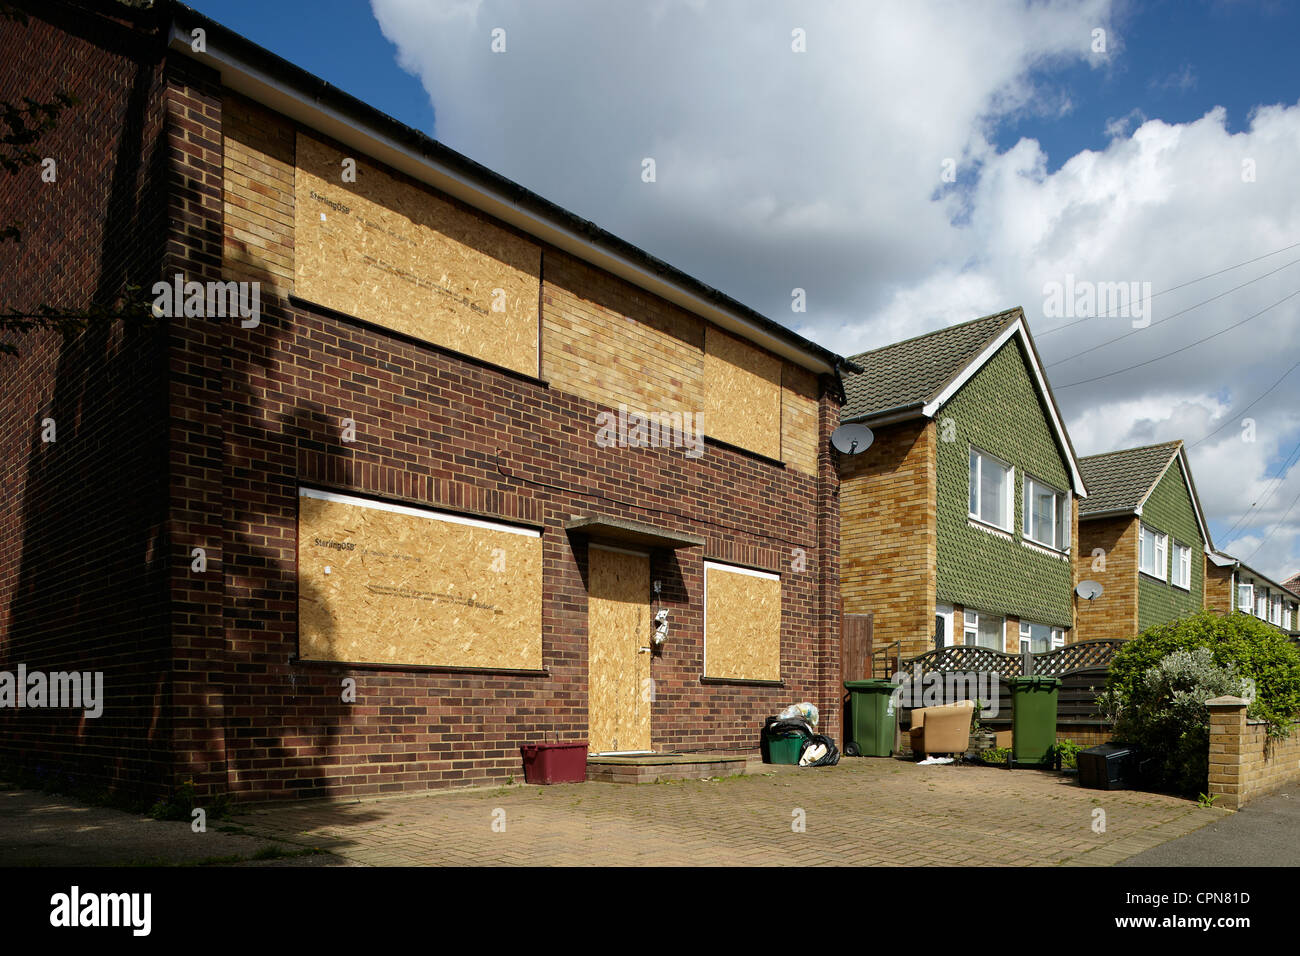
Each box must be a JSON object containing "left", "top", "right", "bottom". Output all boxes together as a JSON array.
[
  {"left": 704, "top": 562, "right": 781, "bottom": 681},
  {"left": 297, "top": 489, "right": 542, "bottom": 669},
  {"left": 294, "top": 132, "right": 540, "bottom": 375},
  {"left": 781, "top": 364, "right": 820, "bottom": 474},
  {"left": 702, "top": 326, "right": 782, "bottom": 459},
  {"left": 587, "top": 547, "right": 651, "bottom": 753}
]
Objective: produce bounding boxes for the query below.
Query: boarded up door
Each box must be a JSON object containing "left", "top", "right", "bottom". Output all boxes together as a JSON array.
[{"left": 587, "top": 546, "right": 651, "bottom": 753}]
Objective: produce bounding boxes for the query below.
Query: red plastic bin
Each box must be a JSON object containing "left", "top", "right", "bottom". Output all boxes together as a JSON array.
[{"left": 520, "top": 741, "right": 588, "bottom": 784}]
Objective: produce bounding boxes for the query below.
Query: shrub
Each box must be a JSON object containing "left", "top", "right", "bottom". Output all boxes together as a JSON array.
[
  {"left": 1053, "top": 739, "right": 1083, "bottom": 770},
  {"left": 1102, "top": 611, "right": 1300, "bottom": 738},
  {"left": 1104, "top": 647, "right": 1251, "bottom": 795},
  {"left": 978, "top": 747, "right": 1010, "bottom": 765}
]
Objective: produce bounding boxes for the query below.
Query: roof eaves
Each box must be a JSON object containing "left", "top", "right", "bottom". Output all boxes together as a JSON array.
[{"left": 163, "top": 1, "right": 848, "bottom": 376}]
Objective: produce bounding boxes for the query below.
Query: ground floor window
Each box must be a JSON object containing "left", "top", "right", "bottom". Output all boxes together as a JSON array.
[
  {"left": 1019, "top": 620, "right": 1064, "bottom": 654},
  {"left": 962, "top": 609, "right": 1003, "bottom": 650}
]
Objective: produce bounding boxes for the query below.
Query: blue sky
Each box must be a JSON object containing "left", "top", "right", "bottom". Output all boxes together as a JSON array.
[
  {"left": 191, "top": 0, "right": 1300, "bottom": 174},
  {"left": 188, "top": 0, "right": 1300, "bottom": 580},
  {"left": 189, "top": 0, "right": 436, "bottom": 133}
]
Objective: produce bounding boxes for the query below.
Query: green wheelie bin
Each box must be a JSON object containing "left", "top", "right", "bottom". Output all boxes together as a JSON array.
[
  {"left": 1009, "top": 675, "right": 1061, "bottom": 768},
  {"left": 843, "top": 679, "right": 897, "bottom": 757}
]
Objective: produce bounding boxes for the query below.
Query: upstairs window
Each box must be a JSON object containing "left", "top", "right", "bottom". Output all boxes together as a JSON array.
[
  {"left": 1256, "top": 588, "right": 1268, "bottom": 619},
  {"left": 1237, "top": 582, "right": 1253, "bottom": 612},
  {"left": 1172, "top": 542, "right": 1192, "bottom": 590},
  {"left": 1139, "top": 524, "right": 1168, "bottom": 580},
  {"left": 1023, "top": 477, "right": 1070, "bottom": 550},
  {"left": 969, "top": 448, "right": 1012, "bottom": 531}
]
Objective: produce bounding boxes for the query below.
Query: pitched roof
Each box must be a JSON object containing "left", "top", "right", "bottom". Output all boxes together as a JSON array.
[
  {"left": 1077, "top": 441, "right": 1183, "bottom": 517},
  {"left": 838, "top": 307, "right": 1086, "bottom": 494},
  {"left": 1283, "top": 572, "right": 1300, "bottom": 597},
  {"left": 840, "top": 309, "right": 1020, "bottom": 422}
]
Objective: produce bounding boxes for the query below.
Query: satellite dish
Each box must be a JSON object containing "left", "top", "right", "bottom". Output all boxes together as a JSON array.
[
  {"left": 831, "top": 423, "right": 875, "bottom": 455},
  {"left": 1076, "top": 580, "right": 1104, "bottom": 601}
]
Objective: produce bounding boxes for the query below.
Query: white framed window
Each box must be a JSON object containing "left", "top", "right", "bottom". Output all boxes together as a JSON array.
[
  {"left": 935, "top": 604, "right": 954, "bottom": 649},
  {"left": 1285, "top": 604, "right": 1294, "bottom": 631},
  {"left": 1256, "top": 588, "right": 1268, "bottom": 619},
  {"left": 1172, "top": 542, "right": 1192, "bottom": 590},
  {"left": 969, "top": 448, "right": 1013, "bottom": 531},
  {"left": 1237, "top": 582, "right": 1253, "bottom": 613},
  {"left": 1018, "top": 621, "right": 1064, "bottom": 654},
  {"left": 1270, "top": 593, "right": 1282, "bottom": 626},
  {"left": 963, "top": 609, "right": 1004, "bottom": 650},
  {"left": 1138, "top": 524, "right": 1168, "bottom": 580},
  {"left": 1023, "top": 477, "right": 1070, "bottom": 550}
]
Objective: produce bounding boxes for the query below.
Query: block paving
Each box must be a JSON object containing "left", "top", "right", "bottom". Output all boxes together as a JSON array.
[{"left": 231, "top": 757, "right": 1224, "bottom": 866}]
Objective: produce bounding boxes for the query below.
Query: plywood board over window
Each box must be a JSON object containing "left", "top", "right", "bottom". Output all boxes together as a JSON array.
[
  {"left": 704, "top": 560, "right": 781, "bottom": 681},
  {"left": 294, "top": 132, "right": 541, "bottom": 376},
  {"left": 297, "top": 488, "right": 542, "bottom": 670},
  {"left": 702, "top": 326, "right": 782, "bottom": 460}
]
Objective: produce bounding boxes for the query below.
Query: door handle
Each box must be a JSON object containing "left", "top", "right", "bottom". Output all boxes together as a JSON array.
[{"left": 638, "top": 647, "right": 652, "bottom": 653}]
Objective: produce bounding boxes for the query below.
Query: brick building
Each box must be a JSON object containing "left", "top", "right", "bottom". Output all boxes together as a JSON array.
[
  {"left": 1205, "top": 552, "right": 1300, "bottom": 638},
  {"left": 0, "top": 0, "right": 852, "bottom": 802},
  {"left": 1073, "top": 441, "right": 1212, "bottom": 642},
  {"left": 837, "top": 308, "right": 1088, "bottom": 661}
]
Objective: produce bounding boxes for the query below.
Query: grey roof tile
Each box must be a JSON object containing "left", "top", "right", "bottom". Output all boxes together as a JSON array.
[
  {"left": 1077, "top": 441, "right": 1182, "bottom": 517},
  {"left": 840, "top": 308, "right": 1021, "bottom": 422}
]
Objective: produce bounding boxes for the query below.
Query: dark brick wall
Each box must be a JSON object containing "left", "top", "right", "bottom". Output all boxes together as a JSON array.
[
  {"left": 0, "top": 1, "right": 173, "bottom": 798},
  {"left": 206, "top": 294, "right": 841, "bottom": 801},
  {"left": 202, "top": 98, "right": 843, "bottom": 800},
  {"left": 2, "top": 2, "right": 844, "bottom": 805}
]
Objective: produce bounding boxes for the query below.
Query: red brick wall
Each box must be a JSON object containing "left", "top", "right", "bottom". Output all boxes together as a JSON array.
[
  {"left": 3, "top": 4, "right": 842, "bottom": 804},
  {"left": 196, "top": 99, "right": 842, "bottom": 800},
  {"left": 0, "top": 2, "right": 174, "bottom": 797},
  {"left": 203, "top": 268, "right": 839, "bottom": 802}
]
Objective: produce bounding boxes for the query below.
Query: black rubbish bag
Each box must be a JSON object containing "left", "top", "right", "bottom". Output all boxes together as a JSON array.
[
  {"left": 766, "top": 716, "right": 815, "bottom": 739},
  {"left": 799, "top": 734, "right": 840, "bottom": 767}
]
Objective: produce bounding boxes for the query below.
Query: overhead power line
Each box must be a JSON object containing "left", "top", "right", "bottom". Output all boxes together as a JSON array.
[
  {"left": 1046, "top": 255, "right": 1300, "bottom": 368},
  {"left": 1037, "top": 239, "right": 1300, "bottom": 337},
  {"left": 1054, "top": 288, "right": 1300, "bottom": 389},
  {"left": 1189, "top": 360, "right": 1300, "bottom": 448},
  {"left": 1240, "top": 482, "right": 1300, "bottom": 565},
  {"left": 1219, "top": 434, "right": 1300, "bottom": 548}
]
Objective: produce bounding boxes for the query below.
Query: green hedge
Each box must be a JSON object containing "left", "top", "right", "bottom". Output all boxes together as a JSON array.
[{"left": 1104, "top": 611, "right": 1300, "bottom": 735}]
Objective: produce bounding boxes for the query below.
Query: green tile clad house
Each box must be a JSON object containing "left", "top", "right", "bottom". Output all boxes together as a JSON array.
[
  {"left": 1074, "top": 441, "right": 1213, "bottom": 642},
  {"left": 838, "top": 308, "right": 1088, "bottom": 660}
]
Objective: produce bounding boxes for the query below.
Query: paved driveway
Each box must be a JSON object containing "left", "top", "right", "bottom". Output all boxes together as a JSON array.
[{"left": 227, "top": 758, "right": 1223, "bottom": 867}]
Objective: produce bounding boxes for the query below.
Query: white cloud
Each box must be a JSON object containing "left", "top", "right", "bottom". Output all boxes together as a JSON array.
[{"left": 370, "top": 0, "right": 1300, "bottom": 579}]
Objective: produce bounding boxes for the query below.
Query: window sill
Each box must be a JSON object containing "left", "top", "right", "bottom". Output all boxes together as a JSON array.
[
  {"left": 289, "top": 657, "right": 550, "bottom": 677},
  {"left": 1138, "top": 570, "right": 1169, "bottom": 585},
  {"left": 967, "top": 517, "right": 1014, "bottom": 541},
  {"left": 700, "top": 676, "right": 784, "bottom": 687},
  {"left": 1019, "top": 538, "right": 1071, "bottom": 560}
]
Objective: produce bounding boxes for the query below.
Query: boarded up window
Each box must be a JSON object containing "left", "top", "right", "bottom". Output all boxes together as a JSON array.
[
  {"left": 294, "top": 132, "right": 541, "bottom": 376},
  {"left": 702, "top": 326, "right": 782, "bottom": 460},
  {"left": 703, "top": 560, "right": 781, "bottom": 681},
  {"left": 297, "top": 488, "right": 542, "bottom": 669}
]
